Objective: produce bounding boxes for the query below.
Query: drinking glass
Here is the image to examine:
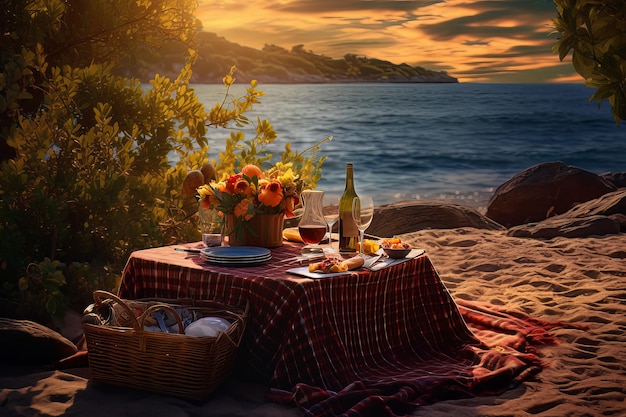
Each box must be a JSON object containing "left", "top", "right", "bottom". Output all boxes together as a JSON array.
[
  {"left": 322, "top": 194, "right": 339, "bottom": 252},
  {"left": 351, "top": 196, "right": 374, "bottom": 254},
  {"left": 198, "top": 204, "right": 223, "bottom": 247}
]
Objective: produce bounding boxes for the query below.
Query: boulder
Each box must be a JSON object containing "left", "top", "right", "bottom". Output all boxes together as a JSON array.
[
  {"left": 601, "top": 171, "right": 626, "bottom": 189},
  {"left": 367, "top": 201, "right": 505, "bottom": 238},
  {"left": 486, "top": 162, "right": 616, "bottom": 227},
  {"left": 507, "top": 215, "right": 620, "bottom": 239},
  {"left": 506, "top": 189, "right": 626, "bottom": 238},
  {"left": 560, "top": 189, "right": 626, "bottom": 219},
  {"left": 0, "top": 318, "right": 78, "bottom": 365},
  {"left": 609, "top": 213, "right": 626, "bottom": 231}
]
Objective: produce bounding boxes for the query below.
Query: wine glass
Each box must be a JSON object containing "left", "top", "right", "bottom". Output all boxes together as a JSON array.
[
  {"left": 322, "top": 194, "right": 339, "bottom": 252},
  {"left": 351, "top": 196, "right": 374, "bottom": 254},
  {"left": 298, "top": 190, "right": 327, "bottom": 257}
]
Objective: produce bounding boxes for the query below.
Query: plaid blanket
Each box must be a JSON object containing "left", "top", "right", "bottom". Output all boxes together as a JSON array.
[{"left": 118, "top": 243, "right": 571, "bottom": 416}]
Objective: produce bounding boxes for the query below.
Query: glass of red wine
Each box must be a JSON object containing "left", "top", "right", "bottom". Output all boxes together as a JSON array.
[{"left": 298, "top": 190, "right": 327, "bottom": 257}]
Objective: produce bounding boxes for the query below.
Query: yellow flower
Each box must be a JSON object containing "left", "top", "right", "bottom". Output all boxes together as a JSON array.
[
  {"left": 197, "top": 184, "right": 218, "bottom": 208},
  {"left": 279, "top": 167, "right": 295, "bottom": 186}
]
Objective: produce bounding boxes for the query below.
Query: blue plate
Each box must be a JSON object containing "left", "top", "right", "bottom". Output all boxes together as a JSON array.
[{"left": 200, "top": 246, "right": 271, "bottom": 263}]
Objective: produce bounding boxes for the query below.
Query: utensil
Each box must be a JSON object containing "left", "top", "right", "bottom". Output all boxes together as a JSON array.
[
  {"left": 363, "top": 253, "right": 385, "bottom": 269},
  {"left": 175, "top": 247, "right": 201, "bottom": 254},
  {"left": 277, "top": 253, "right": 326, "bottom": 265}
]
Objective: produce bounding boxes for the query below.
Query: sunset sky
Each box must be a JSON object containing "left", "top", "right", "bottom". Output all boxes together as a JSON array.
[{"left": 195, "top": 0, "right": 581, "bottom": 83}]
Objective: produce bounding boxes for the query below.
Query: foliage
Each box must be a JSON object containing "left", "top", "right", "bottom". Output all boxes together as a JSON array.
[
  {"left": 552, "top": 0, "right": 626, "bottom": 124},
  {"left": 0, "top": 1, "right": 327, "bottom": 324},
  {"left": 198, "top": 127, "right": 329, "bottom": 241}
]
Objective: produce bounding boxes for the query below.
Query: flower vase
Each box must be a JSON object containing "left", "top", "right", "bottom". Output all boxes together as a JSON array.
[{"left": 225, "top": 214, "right": 284, "bottom": 248}]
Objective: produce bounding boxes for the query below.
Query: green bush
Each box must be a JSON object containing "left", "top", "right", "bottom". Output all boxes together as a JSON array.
[
  {"left": 0, "top": 59, "right": 210, "bottom": 320},
  {"left": 0, "top": 1, "right": 326, "bottom": 326},
  {"left": 553, "top": 0, "right": 626, "bottom": 124}
]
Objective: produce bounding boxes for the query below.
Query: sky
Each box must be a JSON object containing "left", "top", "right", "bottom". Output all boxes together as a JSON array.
[{"left": 195, "top": 0, "right": 581, "bottom": 83}]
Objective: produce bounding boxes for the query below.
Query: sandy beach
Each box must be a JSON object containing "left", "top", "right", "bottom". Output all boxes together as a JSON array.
[{"left": 1, "top": 227, "right": 624, "bottom": 417}]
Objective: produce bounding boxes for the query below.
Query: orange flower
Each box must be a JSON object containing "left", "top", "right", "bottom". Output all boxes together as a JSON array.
[
  {"left": 217, "top": 182, "right": 228, "bottom": 194},
  {"left": 241, "top": 164, "right": 264, "bottom": 180},
  {"left": 233, "top": 199, "right": 254, "bottom": 220},
  {"left": 200, "top": 197, "right": 212, "bottom": 210},
  {"left": 284, "top": 196, "right": 296, "bottom": 217},
  {"left": 258, "top": 180, "right": 283, "bottom": 207},
  {"left": 233, "top": 177, "right": 253, "bottom": 195}
]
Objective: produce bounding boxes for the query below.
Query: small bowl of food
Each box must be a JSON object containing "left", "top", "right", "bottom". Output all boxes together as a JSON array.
[{"left": 380, "top": 238, "right": 411, "bottom": 259}]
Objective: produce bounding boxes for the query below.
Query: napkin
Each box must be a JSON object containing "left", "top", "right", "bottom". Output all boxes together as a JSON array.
[
  {"left": 283, "top": 227, "right": 338, "bottom": 243},
  {"left": 283, "top": 227, "right": 304, "bottom": 243}
]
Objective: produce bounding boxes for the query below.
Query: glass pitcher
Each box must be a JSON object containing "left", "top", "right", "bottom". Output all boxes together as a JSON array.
[{"left": 298, "top": 190, "right": 327, "bottom": 256}]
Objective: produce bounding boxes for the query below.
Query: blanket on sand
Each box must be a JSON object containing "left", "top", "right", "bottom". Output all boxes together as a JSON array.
[{"left": 265, "top": 300, "right": 579, "bottom": 417}]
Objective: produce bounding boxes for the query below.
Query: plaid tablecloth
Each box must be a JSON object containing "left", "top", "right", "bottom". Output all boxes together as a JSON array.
[{"left": 118, "top": 242, "right": 562, "bottom": 416}]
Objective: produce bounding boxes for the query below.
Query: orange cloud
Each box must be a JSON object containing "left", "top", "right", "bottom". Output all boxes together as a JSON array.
[{"left": 195, "top": 0, "right": 580, "bottom": 83}]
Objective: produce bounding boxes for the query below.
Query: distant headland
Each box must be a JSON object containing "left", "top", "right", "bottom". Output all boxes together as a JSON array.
[{"left": 120, "top": 32, "right": 458, "bottom": 84}]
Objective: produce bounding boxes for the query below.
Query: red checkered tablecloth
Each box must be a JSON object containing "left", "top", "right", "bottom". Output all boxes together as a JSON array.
[{"left": 118, "top": 242, "right": 563, "bottom": 416}]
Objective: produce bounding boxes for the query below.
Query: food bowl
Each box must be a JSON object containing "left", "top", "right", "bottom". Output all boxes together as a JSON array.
[{"left": 383, "top": 247, "right": 411, "bottom": 259}]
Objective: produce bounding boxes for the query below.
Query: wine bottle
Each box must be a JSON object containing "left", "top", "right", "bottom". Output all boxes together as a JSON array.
[{"left": 339, "top": 163, "right": 359, "bottom": 253}]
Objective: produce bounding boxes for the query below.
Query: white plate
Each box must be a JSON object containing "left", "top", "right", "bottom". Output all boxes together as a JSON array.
[{"left": 286, "top": 266, "right": 354, "bottom": 279}]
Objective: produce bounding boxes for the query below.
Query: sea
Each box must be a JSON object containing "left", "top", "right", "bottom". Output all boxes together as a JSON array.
[{"left": 193, "top": 83, "right": 625, "bottom": 213}]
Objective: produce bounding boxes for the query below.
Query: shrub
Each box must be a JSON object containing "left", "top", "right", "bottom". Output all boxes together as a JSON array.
[{"left": 0, "top": 1, "right": 327, "bottom": 325}]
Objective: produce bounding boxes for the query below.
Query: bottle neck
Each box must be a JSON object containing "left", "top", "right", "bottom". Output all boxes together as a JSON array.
[{"left": 344, "top": 164, "right": 355, "bottom": 192}]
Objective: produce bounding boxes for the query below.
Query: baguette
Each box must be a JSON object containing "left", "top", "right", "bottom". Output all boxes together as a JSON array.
[{"left": 308, "top": 255, "right": 364, "bottom": 274}]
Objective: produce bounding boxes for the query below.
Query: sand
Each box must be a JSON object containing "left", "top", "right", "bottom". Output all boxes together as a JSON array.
[{"left": 1, "top": 228, "right": 625, "bottom": 417}]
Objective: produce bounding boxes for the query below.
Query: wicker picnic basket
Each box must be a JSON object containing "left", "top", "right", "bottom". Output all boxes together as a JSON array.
[{"left": 82, "top": 290, "right": 248, "bottom": 400}]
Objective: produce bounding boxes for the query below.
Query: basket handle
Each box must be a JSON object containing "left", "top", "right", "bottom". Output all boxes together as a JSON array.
[
  {"left": 93, "top": 290, "right": 142, "bottom": 331},
  {"left": 138, "top": 304, "right": 185, "bottom": 335},
  {"left": 216, "top": 300, "right": 250, "bottom": 348}
]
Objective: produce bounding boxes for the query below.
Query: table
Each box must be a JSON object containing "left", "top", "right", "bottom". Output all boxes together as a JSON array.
[{"left": 118, "top": 242, "right": 555, "bottom": 416}]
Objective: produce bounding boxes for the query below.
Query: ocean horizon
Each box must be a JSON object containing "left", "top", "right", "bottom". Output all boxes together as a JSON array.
[{"left": 193, "top": 82, "right": 625, "bottom": 212}]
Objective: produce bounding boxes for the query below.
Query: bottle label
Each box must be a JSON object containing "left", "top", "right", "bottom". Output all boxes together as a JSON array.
[{"left": 339, "top": 211, "right": 358, "bottom": 251}]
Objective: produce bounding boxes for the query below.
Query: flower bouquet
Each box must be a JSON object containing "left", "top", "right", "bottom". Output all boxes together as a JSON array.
[{"left": 197, "top": 162, "right": 303, "bottom": 247}]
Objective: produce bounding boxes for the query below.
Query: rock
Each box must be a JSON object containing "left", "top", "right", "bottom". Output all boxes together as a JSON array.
[
  {"left": 601, "top": 172, "right": 626, "bottom": 189},
  {"left": 609, "top": 213, "right": 626, "bottom": 231},
  {"left": 507, "top": 215, "right": 621, "bottom": 239},
  {"left": 367, "top": 201, "right": 505, "bottom": 238},
  {"left": 506, "top": 190, "right": 626, "bottom": 238},
  {"left": 486, "top": 162, "right": 616, "bottom": 227},
  {"left": 560, "top": 189, "right": 626, "bottom": 219},
  {"left": 0, "top": 318, "right": 78, "bottom": 365}
]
